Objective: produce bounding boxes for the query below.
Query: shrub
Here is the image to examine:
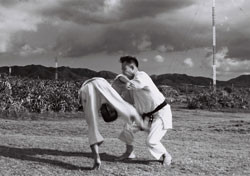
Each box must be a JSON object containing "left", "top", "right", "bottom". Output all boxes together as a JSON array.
[{"left": 187, "top": 89, "right": 249, "bottom": 110}]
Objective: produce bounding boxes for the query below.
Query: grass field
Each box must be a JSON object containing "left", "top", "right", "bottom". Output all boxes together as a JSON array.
[{"left": 0, "top": 109, "right": 250, "bottom": 176}]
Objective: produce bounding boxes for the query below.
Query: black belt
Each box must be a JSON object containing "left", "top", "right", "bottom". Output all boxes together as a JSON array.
[
  {"left": 142, "top": 100, "right": 168, "bottom": 124},
  {"left": 83, "top": 78, "right": 98, "bottom": 86}
]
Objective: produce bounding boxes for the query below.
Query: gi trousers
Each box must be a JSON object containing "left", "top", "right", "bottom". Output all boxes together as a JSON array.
[
  {"left": 119, "top": 105, "right": 172, "bottom": 160},
  {"left": 79, "top": 78, "right": 144, "bottom": 146}
]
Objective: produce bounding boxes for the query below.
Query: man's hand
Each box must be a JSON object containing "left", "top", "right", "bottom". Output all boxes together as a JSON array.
[
  {"left": 130, "top": 115, "right": 150, "bottom": 132},
  {"left": 116, "top": 74, "right": 130, "bottom": 84},
  {"left": 112, "top": 74, "right": 128, "bottom": 94},
  {"left": 140, "top": 122, "right": 150, "bottom": 132}
]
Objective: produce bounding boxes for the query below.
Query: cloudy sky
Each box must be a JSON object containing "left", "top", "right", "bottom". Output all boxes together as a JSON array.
[{"left": 0, "top": 0, "right": 250, "bottom": 81}]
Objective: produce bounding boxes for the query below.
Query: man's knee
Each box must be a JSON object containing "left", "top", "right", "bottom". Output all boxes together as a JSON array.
[
  {"left": 119, "top": 130, "right": 134, "bottom": 144},
  {"left": 146, "top": 137, "right": 158, "bottom": 148}
]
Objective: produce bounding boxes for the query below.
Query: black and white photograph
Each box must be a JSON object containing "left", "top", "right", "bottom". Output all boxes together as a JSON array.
[{"left": 0, "top": 0, "right": 250, "bottom": 175}]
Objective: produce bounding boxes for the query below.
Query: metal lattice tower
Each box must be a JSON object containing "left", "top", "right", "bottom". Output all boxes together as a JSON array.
[{"left": 212, "top": 0, "right": 216, "bottom": 91}]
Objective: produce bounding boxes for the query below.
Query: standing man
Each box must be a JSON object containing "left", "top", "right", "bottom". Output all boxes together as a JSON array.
[
  {"left": 78, "top": 77, "right": 146, "bottom": 170},
  {"left": 114, "top": 56, "right": 173, "bottom": 166}
]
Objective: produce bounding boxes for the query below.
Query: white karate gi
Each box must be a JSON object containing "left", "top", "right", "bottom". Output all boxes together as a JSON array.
[
  {"left": 118, "top": 71, "right": 172, "bottom": 160},
  {"left": 78, "top": 77, "right": 144, "bottom": 146}
]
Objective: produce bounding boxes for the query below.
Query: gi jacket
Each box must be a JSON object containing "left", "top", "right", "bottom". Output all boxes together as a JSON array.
[{"left": 126, "top": 71, "right": 172, "bottom": 130}]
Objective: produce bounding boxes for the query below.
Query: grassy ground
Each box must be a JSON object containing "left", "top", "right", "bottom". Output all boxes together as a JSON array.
[{"left": 0, "top": 109, "right": 250, "bottom": 176}]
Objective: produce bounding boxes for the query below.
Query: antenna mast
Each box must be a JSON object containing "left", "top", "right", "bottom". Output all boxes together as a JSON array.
[{"left": 212, "top": 0, "right": 216, "bottom": 91}]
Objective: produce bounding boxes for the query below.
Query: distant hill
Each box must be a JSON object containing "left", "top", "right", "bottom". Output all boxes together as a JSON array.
[
  {"left": 0, "top": 65, "right": 116, "bottom": 81},
  {"left": 151, "top": 73, "right": 230, "bottom": 87},
  {"left": 0, "top": 65, "right": 249, "bottom": 87},
  {"left": 227, "top": 75, "right": 250, "bottom": 87}
]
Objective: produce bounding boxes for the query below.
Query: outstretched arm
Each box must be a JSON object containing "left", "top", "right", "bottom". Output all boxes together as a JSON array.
[
  {"left": 117, "top": 73, "right": 149, "bottom": 90},
  {"left": 111, "top": 74, "right": 128, "bottom": 94}
]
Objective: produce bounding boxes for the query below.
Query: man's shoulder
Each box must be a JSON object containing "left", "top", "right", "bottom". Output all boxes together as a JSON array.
[{"left": 136, "top": 71, "right": 149, "bottom": 77}]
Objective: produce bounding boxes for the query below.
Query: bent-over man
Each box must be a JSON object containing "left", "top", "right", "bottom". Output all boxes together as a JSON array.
[{"left": 78, "top": 77, "right": 146, "bottom": 170}]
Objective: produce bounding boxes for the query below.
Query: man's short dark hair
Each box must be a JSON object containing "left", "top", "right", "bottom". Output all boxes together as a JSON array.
[{"left": 120, "top": 56, "right": 139, "bottom": 67}]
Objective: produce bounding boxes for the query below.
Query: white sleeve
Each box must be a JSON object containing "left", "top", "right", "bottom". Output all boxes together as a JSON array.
[{"left": 126, "top": 73, "right": 149, "bottom": 90}]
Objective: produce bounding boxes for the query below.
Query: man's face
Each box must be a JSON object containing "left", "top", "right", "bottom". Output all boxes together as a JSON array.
[{"left": 121, "top": 62, "right": 134, "bottom": 78}]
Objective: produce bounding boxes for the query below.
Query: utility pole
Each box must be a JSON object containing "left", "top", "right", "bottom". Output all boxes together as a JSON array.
[
  {"left": 55, "top": 57, "right": 58, "bottom": 80},
  {"left": 212, "top": 0, "right": 216, "bottom": 92},
  {"left": 9, "top": 66, "right": 12, "bottom": 76}
]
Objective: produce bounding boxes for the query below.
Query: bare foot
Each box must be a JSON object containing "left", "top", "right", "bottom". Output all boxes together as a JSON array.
[
  {"left": 92, "top": 158, "right": 101, "bottom": 170},
  {"left": 115, "top": 151, "right": 136, "bottom": 161},
  {"left": 161, "top": 153, "right": 172, "bottom": 167}
]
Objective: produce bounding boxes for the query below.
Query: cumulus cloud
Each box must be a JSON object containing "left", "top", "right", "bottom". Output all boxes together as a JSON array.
[
  {"left": 136, "top": 35, "right": 152, "bottom": 51},
  {"left": 31, "top": 0, "right": 197, "bottom": 56},
  {"left": 154, "top": 55, "right": 165, "bottom": 62},
  {"left": 4, "top": 0, "right": 248, "bottom": 60},
  {"left": 206, "top": 47, "right": 250, "bottom": 75},
  {"left": 39, "top": 0, "right": 121, "bottom": 25},
  {"left": 157, "top": 44, "right": 174, "bottom": 52},
  {"left": 242, "top": 72, "right": 250, "bottom": 75},
  {"left": 118, "top": 0, "right": 195, "bottom": 20},
  {"left": 0, "top": 3, "right": 42, "bottom": 53},
  {"left": 217, "top": 57, "right": 250, "bottom": 74},
  {"left": 19, "top": 44, "right": 45, "bottom": 56},
  {"left": 104, "top": 0, "right": 121, "bottom": 14},
  {"left": 45, "top": 0, "right": 193, "bottom": 24},
  {"left": 184, "top": 58, "right": 194, "bottom": 67},
  {"left": 1, "top": 0, "right": 250, "bottom": 71},
  {"left": 141, "top": 58, "right": 148, "bottom": 62}
]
